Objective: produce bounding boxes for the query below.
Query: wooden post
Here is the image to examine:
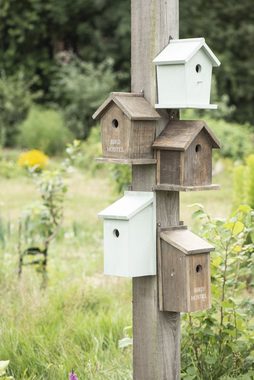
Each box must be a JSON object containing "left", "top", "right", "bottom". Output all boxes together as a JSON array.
[{"left": 131, "top": 1, "right": 180, "bottom": 379}]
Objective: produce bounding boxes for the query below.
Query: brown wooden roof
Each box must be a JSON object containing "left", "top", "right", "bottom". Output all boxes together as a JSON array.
[
  {"left": 152, "top": 120, "right": 220, "bottom": 151},
  {"left": 92, "top": 92, "right": 161, "bottom": 121},
  {"left": 160, "top": 227, "right": 214, "bottom": 255}
]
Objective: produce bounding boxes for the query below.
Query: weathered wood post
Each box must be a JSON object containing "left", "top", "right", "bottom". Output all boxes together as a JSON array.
[
  {"left": 95, "top": 1, "right": 220, "bottom": 378},
  {"left": 131, "top": 1, "right": 181, "bottom": 379}
]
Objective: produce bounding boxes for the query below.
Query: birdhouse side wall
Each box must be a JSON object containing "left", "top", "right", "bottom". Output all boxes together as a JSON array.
[
  {"left": 158, "top": 150, "right": 181, "bottom": 185},
  {"left": 103, "top": 219, "right": 130, "bottom": 277},
  {"left": 101, "top": 103, "right": 131, "bottom": 158},
  {"left": 156, "top": 64, "right": 186, "bottom": 107},
  {"left": 186, "top": 253, "right": 211, "bottom": 312},
  {"left": 129, "top": 121, "right": 156, "bottom": 159},
  {"left": 183, "top": 130, "right": 213, "bottom": 186},
  {"left": 129, "top": 204, "right": 156, "bottom": 276},
  {"left": 185, "top": 50, "right": 213, "bottom": 106},
  {"left": 160, "top": 241, "right": 188, "bottom": 312}
]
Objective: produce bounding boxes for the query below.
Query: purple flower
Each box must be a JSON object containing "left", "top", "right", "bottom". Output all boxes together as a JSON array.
[{"left": 69, "top": 369, "right": 78, "bottom": 380}]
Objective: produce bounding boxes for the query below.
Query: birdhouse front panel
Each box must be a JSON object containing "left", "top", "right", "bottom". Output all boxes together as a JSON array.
[
  {"left": 152, "top": 120, "right": 220, "bottom": 189},
  {"left": 100, "top": 103, "right": 131, "bottom": 158},
  {"left": 92, "top": 92, "right": 160, "bottom": 161},
  {"left": 98, "top": 191, "right": 156, "bottom": 277},
  {"left": 153, "top": 38, "right": 220, "bottom": 109},
  {"left": 159, "top": 227, "right": 213, "bottom": 312},
  {"left": 103, "top": 219, "right": 130, "bottom": 276},
  {"left": 185, "top": 49, "right": 213, "bottom": 107},
  {"left": 187, "top": 253, "right": 211, "bottom": 312},
  {"left": 183, "top": 129, "right": 213, "bottom": 186}
]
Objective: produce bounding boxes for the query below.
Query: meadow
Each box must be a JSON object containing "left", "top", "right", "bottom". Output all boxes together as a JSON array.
[{"left": 0, "top": 149, "right": 236, "bottom": 379}]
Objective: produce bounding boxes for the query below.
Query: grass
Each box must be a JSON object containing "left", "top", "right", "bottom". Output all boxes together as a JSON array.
[{"left": 0, "top": 159, "right": 234, "bottom": 379}]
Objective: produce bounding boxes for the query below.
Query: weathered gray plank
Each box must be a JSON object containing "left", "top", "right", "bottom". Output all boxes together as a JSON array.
[
  {"left": 153, "top": 183, "right": 220, "bottom": 191},
  {"left": 131, "top": 1, "right": 180, "bottom": 379}
]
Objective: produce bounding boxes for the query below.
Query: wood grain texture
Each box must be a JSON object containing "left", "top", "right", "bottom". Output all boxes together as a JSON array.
[
  {"left": 152, "top": 120, "right": 220, "bottom": 150},
  {"left": 131, "top": 1, "right": 180, "bottom": 379},
  {"left": 159, "top": 150, "right": 181, "bottom": 185},
  {"left": 96, "top": 158, "right": 157, "bottom": 165},
  {"left": 183, "top": 129, "right": 213, "bottom": 186},
  {"left": 101, "top": 103, "right": 130, "bottom": 158},
  {"left": 160, "top": 227, "right": 214, "bottom": 255},
  {"left": 159, "top": 243, "right": 211, "bottom": 312},
  {"left": 93, "top": 92, "right": 160, "bottom": 121},
  {"left": 129, "top": 121, "right": 156, "bottom": 158},
  {"left": 153, "top": 183, "right": 220, "bottom": 191}
]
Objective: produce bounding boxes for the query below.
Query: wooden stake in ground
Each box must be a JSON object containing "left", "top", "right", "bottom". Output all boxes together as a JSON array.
[{"left": 131, "top": 1, "right": 181, "bottom": 379}]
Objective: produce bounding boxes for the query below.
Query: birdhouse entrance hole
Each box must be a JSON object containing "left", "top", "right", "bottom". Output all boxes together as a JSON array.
[
  {"left": 196, "top": 264, "right": 203, "bottom": 273},
  {"left": 113, "top": 229, "right": 120, "bottom": 238},
  {"left": 195, "top": 144, "right": 202, "bottom": 153},
  {"left": 195, "top": 64, "right": 202, "bottom": 73},
  {"left": 112, "top": 119, "right": 119, "bottom": 128}
]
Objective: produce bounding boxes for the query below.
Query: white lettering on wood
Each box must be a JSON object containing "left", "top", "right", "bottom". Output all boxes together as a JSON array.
[
  {"left": 191, "top": 287, "right": 207, "bottom": 302},
  {"left": 110, "top": 139, "right": 121, "bottom": 145},
  {"left": 107, "top": 146, "right": 124, "bottom": 153}
]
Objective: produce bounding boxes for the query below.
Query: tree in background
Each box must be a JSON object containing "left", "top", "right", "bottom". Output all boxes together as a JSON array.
[
  {"left": 180, "top": 0, "right": 254, "bottom": 124},
  {"left": 0, "top": 0, "right": 130, "bottom": 95},
  {"left": 0, "top": 0, "right": 254, "bottom": 132}
]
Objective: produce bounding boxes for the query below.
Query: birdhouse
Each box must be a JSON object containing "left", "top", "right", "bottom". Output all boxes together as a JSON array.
[
  {"left": 153, "top": 38, "right": 221, "bottom": 109},
  {"left": 92, "top": 92, "right": 160, "bottom": 164},
  {"left": 158, "top": 226, "right": 214, "bottom": 312},
  {"left": 98, "top": 191, "right": 156, "bottom": 277},
  {"left": 152, "top": 120, "right": 220, "bottom": 191}
]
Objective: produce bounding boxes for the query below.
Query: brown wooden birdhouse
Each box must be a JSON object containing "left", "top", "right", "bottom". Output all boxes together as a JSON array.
[
  {"left": 158, "top": 226, "right": 214, "bottom": 312},
  {"left": 92, "top": 92, "right": 160, "bottom": 164},
  {"left": 152, "top": 120, "right": 220, "bottom": 191}
]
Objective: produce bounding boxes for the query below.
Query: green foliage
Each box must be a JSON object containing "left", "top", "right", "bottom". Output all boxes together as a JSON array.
[
  {"left": 18, "top": 106, "right": 73, "bottom": 155},
  {"left": 77, "top": 127, "right": 103, "bottom": 174},
  {"left": 0, "top": 0, "right": 130, "bottom": 97},
  {"left": 51, "top": 56, "right": 116, "bottom": 139},
  {"left": 0, "top": 281, "right": 131, "bottom": 379},
  {"left": 182, "top": 205, "right": 254, "bottom": 379},
  {"left": 180, "top": 0, "right": 254, "bottom": 125},
  {"left": 0, "top": 73, "right": 32, "bottom": 147},
  {"left": 19, "top": 141, "right": 81, "bottom": 277},
  {"left": 109, "top": 165, "right": 131, "bottom": 194},
  {"left": 233, "top": 155, "right": 254, "bottom": 209}
]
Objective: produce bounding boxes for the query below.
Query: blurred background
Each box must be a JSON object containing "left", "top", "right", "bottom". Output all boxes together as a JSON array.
[{"left": 0, "top": 1, "right": 253, "bottom": 379}]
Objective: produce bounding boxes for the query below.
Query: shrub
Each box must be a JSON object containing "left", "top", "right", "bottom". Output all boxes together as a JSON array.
[
  {"left": 51, "top": 55, "right": 116, "bottom": 139},
  {"left": 182, "top": 205, "right": 254, "bottom": 379},
  {"left": 233, "top": 154, "right": 254, "bottom": 209},
  {"left": 18, "top": 107, "right": 74, "bottom": 155},
  {"left": 0, "top": 72, "right": 32, "bottom": 147}
]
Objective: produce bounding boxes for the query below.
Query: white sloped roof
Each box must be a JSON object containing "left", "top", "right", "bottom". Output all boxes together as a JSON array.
[
  {"left": 153, "top": 38, "right": 220, "bottom": 67},
  {"left": 98, "top": 191, "right": 153, "bottom": 220}
]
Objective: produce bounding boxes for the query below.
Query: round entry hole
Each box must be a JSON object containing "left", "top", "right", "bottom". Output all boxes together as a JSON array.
[
  {"left": 112, "top": 119, "right": 119, "bottom": 128},
  {"left": 196, "top": 64, "right": 202, "bottom": 73},
  {"left": 113, "top": 229, "right": 120, "bottom": 238},
  {"left": 196, "top": 264, "right": 203, "bottom": 273},
  {"left": 195, "top": 144, "right": 202, "bottom": 153}
]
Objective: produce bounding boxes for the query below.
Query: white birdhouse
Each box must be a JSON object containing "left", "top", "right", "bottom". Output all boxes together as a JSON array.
[
  {"left": 153, "top": 38, "right": 221, "bottom": 109},
  {"left": 98, "top": 191, "right": 156, "bottom": 277}
]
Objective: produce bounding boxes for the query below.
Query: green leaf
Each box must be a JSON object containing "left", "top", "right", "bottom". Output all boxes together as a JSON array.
[{"left": 232, "top": 221, "right": 244, "bottom": 235}]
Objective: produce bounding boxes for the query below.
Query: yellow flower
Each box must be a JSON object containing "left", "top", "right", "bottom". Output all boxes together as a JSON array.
[{"left": 18, "top": 150, "right": 49, "bottom": 170}]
